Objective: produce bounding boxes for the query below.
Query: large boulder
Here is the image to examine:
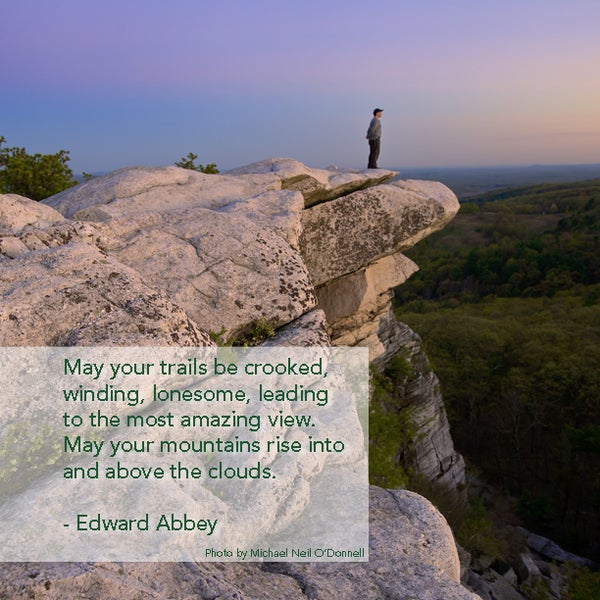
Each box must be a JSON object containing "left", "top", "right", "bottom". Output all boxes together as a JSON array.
[{"left": 300, "top": 178, "right": 459, "bottom": 286}]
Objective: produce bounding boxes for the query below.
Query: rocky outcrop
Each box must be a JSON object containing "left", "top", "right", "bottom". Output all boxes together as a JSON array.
[
  {"left": 0, "top": 158, "right": 475, "bottom": 599},
  {"left": 40, "top": 159, "right": 460, "bottom": 355},
  {"left": 318, "top": 258, "right": 418, "bottom": 363}
]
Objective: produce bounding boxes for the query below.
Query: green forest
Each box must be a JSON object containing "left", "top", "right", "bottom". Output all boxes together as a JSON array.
[{"left": 394, "top": 179, "right": 600, "bottom": 560}]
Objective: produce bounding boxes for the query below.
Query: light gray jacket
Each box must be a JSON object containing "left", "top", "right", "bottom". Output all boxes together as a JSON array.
[{"left": 366, "top": 117, "right": 382, "bottom": 140}]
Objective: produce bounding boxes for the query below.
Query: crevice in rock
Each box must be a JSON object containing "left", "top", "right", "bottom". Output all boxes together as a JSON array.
[{"left": 286, "top": 173, "right": 396, "bottom": 209}]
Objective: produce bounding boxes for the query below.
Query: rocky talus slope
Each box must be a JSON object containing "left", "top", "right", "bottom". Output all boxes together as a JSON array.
[{"left": 0, "top": 158, "right": 477, "bottom": 599}]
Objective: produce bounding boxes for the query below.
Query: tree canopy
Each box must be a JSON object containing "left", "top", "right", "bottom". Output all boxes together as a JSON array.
[
  {"left": 0, "top": 136, "right": 77, "bottom": 201},
  {"left": 175, "top": 152, "right": 219, "bottom": 174},
  {"left": 394, "top": 179, "right": 600, "bottom": 559}
]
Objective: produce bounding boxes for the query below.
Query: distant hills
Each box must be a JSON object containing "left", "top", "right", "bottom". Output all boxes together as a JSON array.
[{"left": 398, "top": 163, "right": 600, "bottom": 198}]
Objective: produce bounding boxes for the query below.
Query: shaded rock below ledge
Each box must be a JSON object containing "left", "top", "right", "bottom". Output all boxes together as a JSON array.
[{"left": 379, "top": 321, "right": 466, "bottom": 493}]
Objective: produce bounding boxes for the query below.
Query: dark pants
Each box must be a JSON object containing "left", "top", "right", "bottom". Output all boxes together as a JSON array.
[{"left": 368, "top": 138, "right": 380, "bottom": 169}]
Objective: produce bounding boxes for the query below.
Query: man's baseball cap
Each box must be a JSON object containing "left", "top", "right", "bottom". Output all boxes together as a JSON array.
[{"left": 373, "top": 108, "right": 384, "bottom": 115}]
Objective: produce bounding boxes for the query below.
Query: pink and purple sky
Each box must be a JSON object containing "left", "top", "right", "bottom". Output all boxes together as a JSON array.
[{"left": 2, "top": 0, "right": 599, "bottom": 173}]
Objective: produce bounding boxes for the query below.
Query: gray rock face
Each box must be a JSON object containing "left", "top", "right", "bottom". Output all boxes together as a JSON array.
[
  {"left": 263, "top": 487, "right": 478, "bottom": 600},
  {"left": 380, "top": 322, "right": 467, "bottom": 492},
  {"left": 319, "top": 255, "right": 419, "bottom": 360},
  {"left": 316, "top": 253, "right": 419, "bottom": 325},
  {"left": 300, "top": 176, "right": 459, "bottom": 369},
  {"left": 0, "top": 158, "right": 471, "bottom": 598},
  {"left": 514, "top": 552, "right": 543, "bottom": 586},
  {"left": 223, "top": 161, "right": 466, "bottom": 497},
  {"left": 1, "top": 242, "right": 213, "bottom": 347},
  {"left": 109, "top": 206, "right": 316, "bottom": 338},
  {"left": 467, "top": 570, "right": 528, "bottom": 600}
]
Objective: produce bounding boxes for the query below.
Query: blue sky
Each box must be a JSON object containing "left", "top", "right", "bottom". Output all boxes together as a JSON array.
[{"left": 2, "top": 0, "right": 600, "bottom": 172}]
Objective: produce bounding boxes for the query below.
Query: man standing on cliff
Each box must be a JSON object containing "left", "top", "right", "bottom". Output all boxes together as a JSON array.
[{"left": 366, "top": 108, "right": 383, "bottom": 169}]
